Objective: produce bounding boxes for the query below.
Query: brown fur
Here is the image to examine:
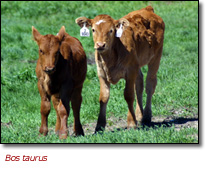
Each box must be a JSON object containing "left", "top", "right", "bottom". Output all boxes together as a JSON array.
[
  {"left": 76, "top": 6, "right": 165, "bottom": 132},
  {"left": 32, "top": 26, "right": 87, "bottom": 139}
]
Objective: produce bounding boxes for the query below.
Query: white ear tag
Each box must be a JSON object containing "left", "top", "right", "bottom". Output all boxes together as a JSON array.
[
  {"left": 116, "top": 24, "right": 123, "bottom": 38},
  {"left": 80, "top": 23, "right": 90, "bottom": 37}
]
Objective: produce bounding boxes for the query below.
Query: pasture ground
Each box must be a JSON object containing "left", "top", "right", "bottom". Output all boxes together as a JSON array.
[{"left": 1, "top": 1, "right": 198, "bottom": 143}]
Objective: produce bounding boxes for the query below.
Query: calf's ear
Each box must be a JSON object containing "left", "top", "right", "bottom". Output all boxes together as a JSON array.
[
  {"left": 115, "top": 18, "right": 129, "bottom": 30},
  {"left": 75, "top": 17, "right": 92, "bottom": 28},
  {"left": 57, "top": 26, "right": 66, "bottom": 41},
  {"left": 32, "top": 26, "right": 42, "bottom": 43}
]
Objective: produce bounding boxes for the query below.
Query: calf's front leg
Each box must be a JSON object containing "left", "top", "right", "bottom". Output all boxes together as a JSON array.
[
  {"left": 52, "top": 91, "right": 70, "bottom": 139},
  {"left": 39, "top": 98, "right": 51, "bottom": 136},
  {"left": 38, "top": 81, "right": 51, "bottom": 136},
  {"left": 95, "top": 76, "right": 110, "bottom": 133},
  {"left": 58, "top": 100, "right": 70, "bottom": 139},
  {"left": 51, "top": 94, "right": 61, "bottom": 134}
]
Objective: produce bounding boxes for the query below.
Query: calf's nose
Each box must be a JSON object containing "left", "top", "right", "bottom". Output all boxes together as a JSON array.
[
  {"left": 44, "top": 66, "right": 55, "bottom": 73},
  {"left": 96, "top": 42, "right": 106, "bottom": 48}
]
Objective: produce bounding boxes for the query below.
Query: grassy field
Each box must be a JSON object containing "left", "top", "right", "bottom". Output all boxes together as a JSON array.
[{"left": 1, "top": 1, "right": 198, "bottom": 143}]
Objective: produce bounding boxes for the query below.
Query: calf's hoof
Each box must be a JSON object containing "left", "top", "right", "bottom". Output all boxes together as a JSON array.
[
  {"left": 95, "top": 124, "right": 105, "bottom": 134},
  {"left": 127, "top": 120, "right": 137, "bottom": 129},
  {"left": 75, "top": 127, "right": 85, "bottom": 136},
  {"left": 142, "top": 109, "right": 152, "bottom": 126},
  {"left": 59, "top": 133, "right": 68, "bottom": 139},
  {"left": 141, "top": 118, "right": 151, "bottom": 126},
  {"left": 59, "top": 130, "right": 68, "bottom": 139},
  {"left": 39, "top": 127, "right": 48, "bottom": 136}
]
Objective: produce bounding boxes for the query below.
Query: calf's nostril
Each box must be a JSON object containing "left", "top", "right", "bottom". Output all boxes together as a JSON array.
[{"left": 97, "top": 42, "right": 106, "bottom": 48}]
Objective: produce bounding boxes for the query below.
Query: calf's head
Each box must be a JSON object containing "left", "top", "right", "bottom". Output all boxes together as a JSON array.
[
  {"left": 32, "top": 26, "right": 66, "bottom": 74},
  {"left": 76, "top": 15, "right": 129, "bottom": 53}
]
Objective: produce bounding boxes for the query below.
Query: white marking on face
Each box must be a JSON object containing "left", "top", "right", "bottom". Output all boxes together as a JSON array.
[{"left": 96, "top": 20, "right": 105, "bottom": 25}]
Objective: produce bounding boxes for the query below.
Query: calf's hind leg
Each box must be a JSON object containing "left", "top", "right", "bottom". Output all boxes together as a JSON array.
[
  {"left": 135, "top": 69, "right": 144, "bottom": 122},
  {"left": 143, "top": 49, "right": 162, "bottom": 125},
  {"left": 125, "top": 71, "right": 137, "bottom": 128},
  {"left": 71, "top": 85, "right": 84, "bottom": 136}
]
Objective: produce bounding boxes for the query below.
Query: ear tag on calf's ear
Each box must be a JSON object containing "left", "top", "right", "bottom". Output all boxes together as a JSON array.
[
  {"left": 116, "top": 24, "right": 123, "bottom": 38},
  {"left": 80, "top": 23, "right": 90, "bottom": 37}
]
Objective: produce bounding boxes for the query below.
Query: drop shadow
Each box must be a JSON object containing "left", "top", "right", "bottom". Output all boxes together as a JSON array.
[{"left": 2, "top": 2, "right": 201, "bottom": 148}]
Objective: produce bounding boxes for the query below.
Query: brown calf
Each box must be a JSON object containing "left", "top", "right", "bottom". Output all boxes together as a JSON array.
[
  {"left": 76, "top": 6, "right": 165, "bottom": 132},
  {"left": 32, "top": 26, "right": 87, "bottom": 139}
]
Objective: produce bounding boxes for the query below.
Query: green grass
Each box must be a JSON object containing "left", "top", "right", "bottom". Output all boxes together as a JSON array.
[
  {"left": 1, "top": 124, "right": 197, "bottom": 143},
  {"left": 1, "top": 1, "right": 198, "bottom": 143}
]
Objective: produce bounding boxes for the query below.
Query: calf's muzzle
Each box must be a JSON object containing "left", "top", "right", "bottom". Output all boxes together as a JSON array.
[
  {"left": 44, "top": 66, "right": 55, "bottom": 74},
  {"left": 95, "top": 42, "right": 106, "bottom": 51}
]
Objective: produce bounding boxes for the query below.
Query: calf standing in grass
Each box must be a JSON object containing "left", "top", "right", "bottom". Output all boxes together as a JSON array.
[
  {"left": 76, "top": 6, "right": 165, "bottom": 132},
  {"left": 32, "top": 26, "right": 87, "bottom": 139}
]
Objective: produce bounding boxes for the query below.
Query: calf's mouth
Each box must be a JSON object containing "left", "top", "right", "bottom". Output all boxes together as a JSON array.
[{"left": 44, "top": 66, "right": 56, "bottom": 74}]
